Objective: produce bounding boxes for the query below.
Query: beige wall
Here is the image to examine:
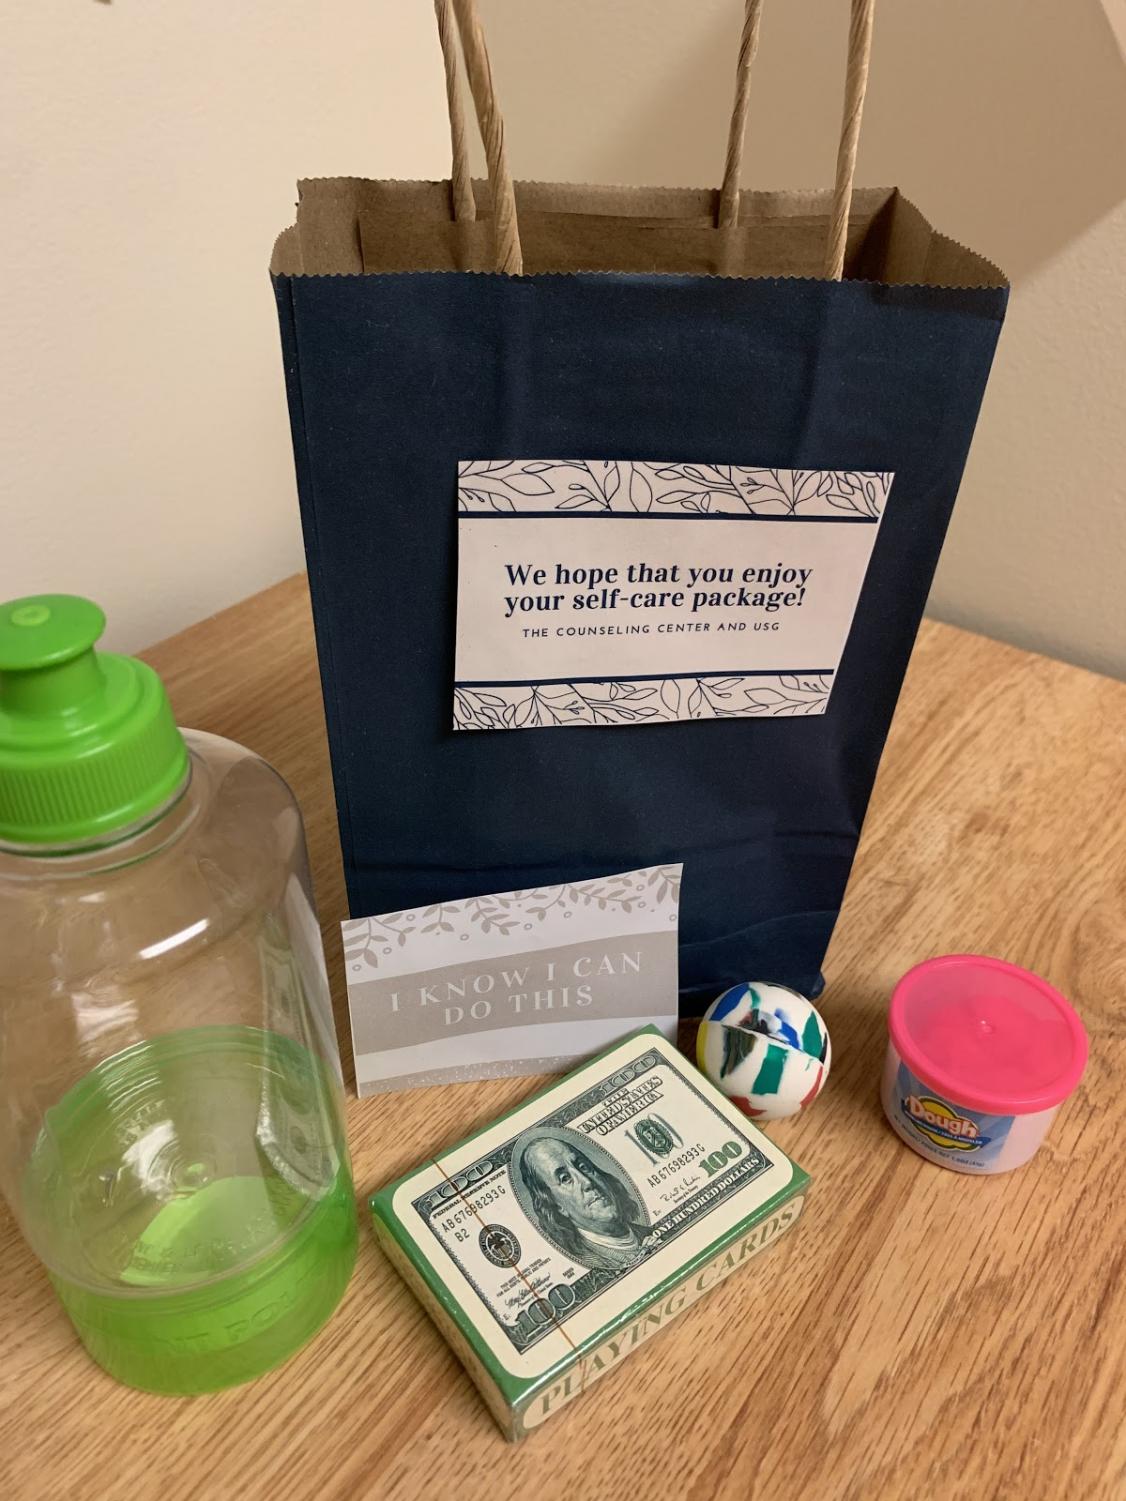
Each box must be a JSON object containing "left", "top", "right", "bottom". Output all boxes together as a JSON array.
[{"left": 5, "top": 1, "right": 1126, "bottom": 675}]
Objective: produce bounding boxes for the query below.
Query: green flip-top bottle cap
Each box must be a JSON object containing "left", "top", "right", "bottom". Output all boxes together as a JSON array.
[{"left": 0, "top": 594, "right": 189, "bottom": 845}]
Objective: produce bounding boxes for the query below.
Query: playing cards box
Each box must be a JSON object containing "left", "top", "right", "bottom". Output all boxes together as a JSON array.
[{"left": 370, "top": 1028, "right": 809, "bottom": 1439}]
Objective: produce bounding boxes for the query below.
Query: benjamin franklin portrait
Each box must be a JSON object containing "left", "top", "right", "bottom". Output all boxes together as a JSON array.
[{"left": 511, "top": 1126, "right": 650, "bottom": 1271}]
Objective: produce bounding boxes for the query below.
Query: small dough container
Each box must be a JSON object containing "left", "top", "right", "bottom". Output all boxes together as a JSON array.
[{"left": 882, "top": 955, "right": 1088, "bottom": 1175}]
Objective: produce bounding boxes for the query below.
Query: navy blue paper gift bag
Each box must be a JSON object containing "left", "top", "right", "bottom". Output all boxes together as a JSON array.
[{"left": 270, "top": 0, "right": 1007, "bottom": 1010}]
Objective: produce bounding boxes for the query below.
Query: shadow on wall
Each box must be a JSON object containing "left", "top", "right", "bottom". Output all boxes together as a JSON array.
[{"left": 482, "top": 0, "right": 1126, "bottom": 282}]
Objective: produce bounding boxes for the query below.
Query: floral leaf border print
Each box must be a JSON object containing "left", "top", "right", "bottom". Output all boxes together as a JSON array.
[
  {"left": 452, "top": 673, "right": 833, "bottom": 730},
  {"left": 341, "top": 863, "right": 682, "bottom": 978},
  {"left": 457, "top": 460, "right": 891, "bottom": 519}
]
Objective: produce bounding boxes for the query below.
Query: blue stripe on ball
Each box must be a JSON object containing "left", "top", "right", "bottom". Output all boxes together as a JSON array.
[
  {"left": 711, "top": 982, "right": 753, "bottom": 1022},
  {"left": 767, "top": 1011, "right": 802, "bottom": 1049}
]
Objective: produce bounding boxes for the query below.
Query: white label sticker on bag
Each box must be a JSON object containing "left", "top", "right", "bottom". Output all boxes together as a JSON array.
[{"left": 453, "top": 460, "right": 891, "bottom": 730}]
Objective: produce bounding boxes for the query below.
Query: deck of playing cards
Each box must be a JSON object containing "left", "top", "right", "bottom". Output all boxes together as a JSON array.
[{"left": 370, "top": 1027, "right": 809, "bottom": 1439}]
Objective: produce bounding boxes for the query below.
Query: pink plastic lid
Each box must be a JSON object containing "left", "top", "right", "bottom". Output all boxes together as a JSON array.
[{"left": 888, "top": 955, "right": 1088, "bottom": 1116}]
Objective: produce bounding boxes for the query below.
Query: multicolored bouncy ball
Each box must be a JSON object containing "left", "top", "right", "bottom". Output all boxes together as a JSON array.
[{"left": 697, "top": 982, "right": 831, "bottom": 1120}]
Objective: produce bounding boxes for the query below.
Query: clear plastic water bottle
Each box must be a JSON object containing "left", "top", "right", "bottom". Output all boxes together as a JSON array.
[{"left": 0, "top": 595, "right": 356, "bottom": 1394}]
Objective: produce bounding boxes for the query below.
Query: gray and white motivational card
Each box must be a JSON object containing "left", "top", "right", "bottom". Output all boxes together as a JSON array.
[
  {"left": 453, "top": 459, "right": 892, "bottom": 730},
  {"left": 342, "top": 865, "right": 681, "bottom": 1096}
]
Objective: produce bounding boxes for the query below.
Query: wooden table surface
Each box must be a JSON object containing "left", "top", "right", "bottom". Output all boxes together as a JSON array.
[{"left": 2, "top": 575, "right": 1123, "bottom": 1501}]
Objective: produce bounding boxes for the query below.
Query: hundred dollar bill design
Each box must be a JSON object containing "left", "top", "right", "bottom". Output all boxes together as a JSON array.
[{"left": 412, "top": 1046, "right": 773, "bottom": 1351}]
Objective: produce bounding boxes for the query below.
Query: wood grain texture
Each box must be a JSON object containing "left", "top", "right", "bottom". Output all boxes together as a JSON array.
[{"left": 1, "top": 575, "right": 1123, "bottom": 1501}]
